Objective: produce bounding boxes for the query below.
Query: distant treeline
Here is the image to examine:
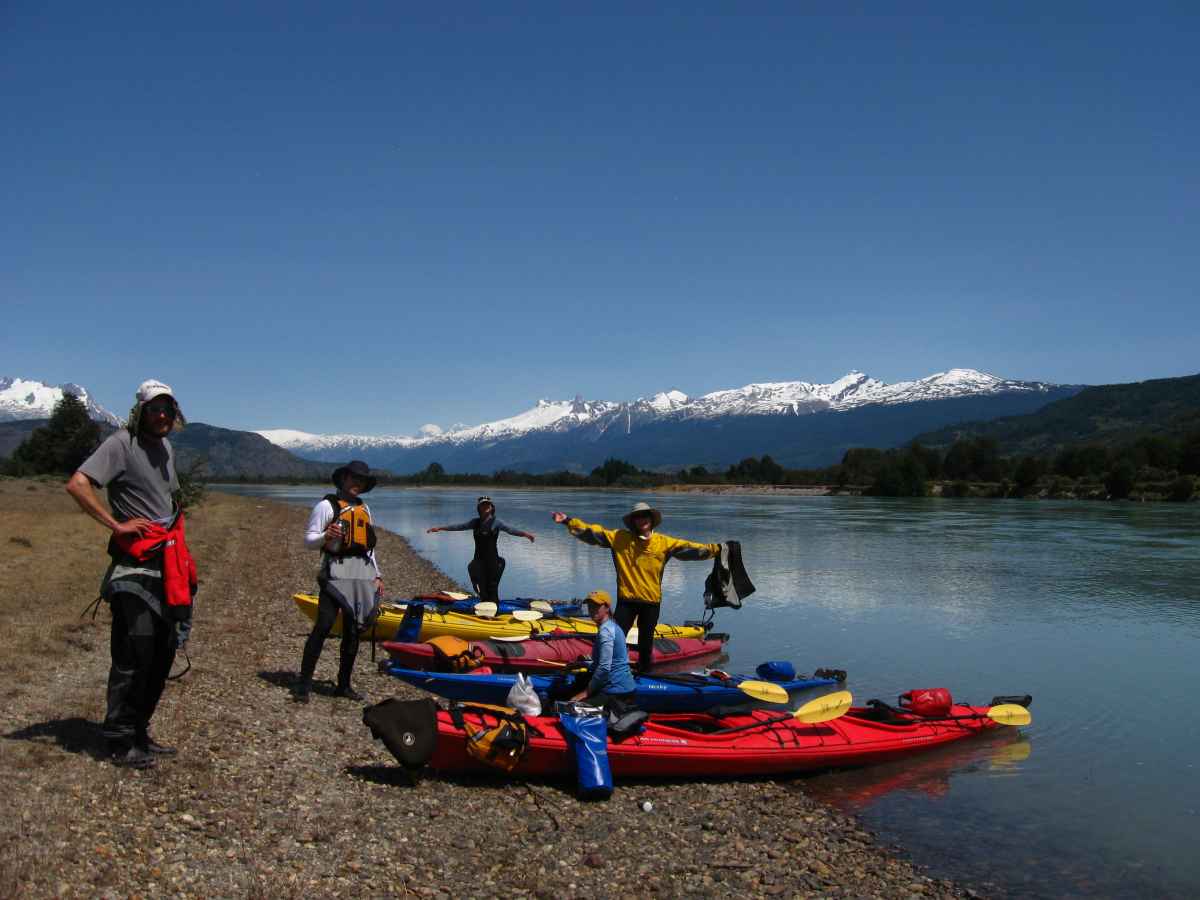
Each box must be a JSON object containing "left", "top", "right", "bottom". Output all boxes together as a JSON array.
[{"left": 7, "top": 394, "right": 1198, "bottom": 503}]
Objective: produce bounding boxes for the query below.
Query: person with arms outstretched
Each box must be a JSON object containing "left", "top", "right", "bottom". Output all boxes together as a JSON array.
[
  {"left": 551, "top": 502, "right": 719, "bottom": 673},
  {"left": 427, "top": 496, "right": 534, "bottom": 602}
]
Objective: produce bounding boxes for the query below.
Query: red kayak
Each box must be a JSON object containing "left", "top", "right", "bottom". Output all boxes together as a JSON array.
[
  {"left": 381, "top": 630, "right": 729, "bottom": 674},
  {"left": 428, "top": 697, "right": 1027, "bottom": 779}
]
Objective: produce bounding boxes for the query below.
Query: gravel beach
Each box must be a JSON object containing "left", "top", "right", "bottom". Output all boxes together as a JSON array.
[{"left": 0, "top": 479, "right": 978, "bottom": 899}]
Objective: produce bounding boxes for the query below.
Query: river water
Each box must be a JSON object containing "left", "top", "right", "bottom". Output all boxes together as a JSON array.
[{"left": 219, "top": 485, "right": 1200, "bottom": 898}]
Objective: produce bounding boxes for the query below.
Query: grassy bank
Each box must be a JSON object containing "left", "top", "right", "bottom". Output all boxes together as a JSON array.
[{"left": 0, "top": 478, "right": 973, "bottom": 899}]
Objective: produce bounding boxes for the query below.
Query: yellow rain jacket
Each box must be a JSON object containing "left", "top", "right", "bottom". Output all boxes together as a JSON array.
[{"left": 563, "top": 518, "right": 720, "bottom": 605}]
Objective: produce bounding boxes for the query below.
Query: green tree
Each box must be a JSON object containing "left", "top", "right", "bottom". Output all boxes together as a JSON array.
[
  {"left": 867, "top": 453, "right": 927, "bottom": 497},
  {"left": 1104, "top": 462, "right": 1136, "bottom": 499},
  {"left": 1167, "top": 476, "right": 1195, "bottom": 502},
  {"left": 8, "top": 393, "right": 101, "bottom": 475},
  {"left": 591, "top": 458, "right": 640, "bottom": 485},
  {"left": 1012, "top": 456, "right": 1045, "bottom": 497}
]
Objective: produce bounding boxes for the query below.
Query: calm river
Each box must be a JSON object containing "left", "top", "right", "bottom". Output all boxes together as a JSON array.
[{"left": 219, "top": 485, "right": 1200, "bottom": 899}]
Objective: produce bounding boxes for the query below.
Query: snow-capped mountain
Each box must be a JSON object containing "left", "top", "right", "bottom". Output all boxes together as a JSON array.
[
  {"left": 258, "top": 368, "right": 1080, "bottom": 473},
  {"left": 0, "top": 377, "right": 122, "bottom": 426}
]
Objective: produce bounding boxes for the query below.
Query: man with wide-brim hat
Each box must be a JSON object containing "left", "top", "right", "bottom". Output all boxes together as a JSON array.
[
  {"left": 551, "top": 502, "right": 720, "bottom": 673},
  {"left": 294, "top": 460, "right": 384, "bottom": 703}
]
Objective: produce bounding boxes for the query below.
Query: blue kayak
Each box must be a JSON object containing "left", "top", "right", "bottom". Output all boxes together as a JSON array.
[{"left": 385, "top": 664, "right": 844, "bottom": 713}]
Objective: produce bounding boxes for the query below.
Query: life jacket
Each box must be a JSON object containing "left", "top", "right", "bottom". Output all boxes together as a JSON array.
[
  {"left": 448, "top": 703, "right": 540, "bottom": 772},
  {"left": 324, "top": 494, "right": 377, "bottom": 556},
  {"left": 427, "top": 635, "right": 483, "bottom": 673}
]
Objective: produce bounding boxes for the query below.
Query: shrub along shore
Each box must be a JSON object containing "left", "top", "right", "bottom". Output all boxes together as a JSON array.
[{"left": 0, "top": 479, "right": 983, "bottom": 898}]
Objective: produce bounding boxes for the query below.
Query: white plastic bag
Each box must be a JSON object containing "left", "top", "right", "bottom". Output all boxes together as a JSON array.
[{"left": 506, "top": 672, "right": 542, "bottom": 718}]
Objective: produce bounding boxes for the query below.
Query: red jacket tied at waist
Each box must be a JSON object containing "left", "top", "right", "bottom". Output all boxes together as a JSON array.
[{"left": 112, "top": 514, "right": 198, "bottom": 609}]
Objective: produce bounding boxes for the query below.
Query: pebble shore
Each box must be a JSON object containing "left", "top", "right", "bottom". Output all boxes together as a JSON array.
[{"left": 0, "top": 482, "right": 979, "bottom": 898}]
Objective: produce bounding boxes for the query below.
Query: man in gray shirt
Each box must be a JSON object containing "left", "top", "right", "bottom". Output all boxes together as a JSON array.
[{"left": 66, "top": 379, "right": 191, "bottom": 769}]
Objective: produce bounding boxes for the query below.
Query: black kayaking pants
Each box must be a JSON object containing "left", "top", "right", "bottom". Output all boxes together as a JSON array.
[
  {"left": 467, "top": 556, "right": 505, "bottom": 604},
  {"left": 300, "top": 588, "right": 359, "bottom": 690},
  {"left": 104, "top": 592, "right": 177, "bottom": 747},
  {"left": 614, "top": 599, "right": 659, "bottom": 674}
]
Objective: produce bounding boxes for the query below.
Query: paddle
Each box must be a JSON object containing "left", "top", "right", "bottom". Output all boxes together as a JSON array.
[
  {"left": 511, "top": 609, "right": 543, "bottom": 622},
  {"left": 473, "top": 602, "right": 498, "bottom": 618},
  {"left": 731, "top": 679, "right": 790, "bottom": 704},
  {"left": 530, "top": 600, "right": 554, "bottom": 613},
  {"left": 712, "top": 690, "right": 855, "bottom": 736},
  {"left": 873, "top": 700, "right": 1032, "bottom": 727},
  {"left": 944, "top": 704, "right": 1032, "bottom": 726}
]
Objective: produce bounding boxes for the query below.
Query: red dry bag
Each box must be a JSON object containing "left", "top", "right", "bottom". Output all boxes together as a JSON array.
[{"left": 899, "top": 688, "right": 953, "bottom": 717}]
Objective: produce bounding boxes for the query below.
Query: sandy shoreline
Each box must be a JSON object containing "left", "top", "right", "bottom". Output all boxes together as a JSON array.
[{"left": 1, "top": 478, "right": 974, "bottom": 898}]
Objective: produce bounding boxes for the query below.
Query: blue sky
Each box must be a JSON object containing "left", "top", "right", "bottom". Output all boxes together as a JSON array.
[{"left": 3, "top": 2, "right": 1197, "bottom": 434}]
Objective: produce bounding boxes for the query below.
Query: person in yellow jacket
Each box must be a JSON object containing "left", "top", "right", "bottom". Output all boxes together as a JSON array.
[{"left": 550, "top": 502, "right": 720, "bottom": 672}]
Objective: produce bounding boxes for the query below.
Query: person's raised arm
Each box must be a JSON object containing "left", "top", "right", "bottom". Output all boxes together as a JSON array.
[
  {"left": 551, "top": 512, "right": 617, "bottom": 549},
  {"left": 427, "top": 520, "right": 474, "bottom": 534},
  {"left": 664, "top": 535, "right": 722, "bottom": 561}
]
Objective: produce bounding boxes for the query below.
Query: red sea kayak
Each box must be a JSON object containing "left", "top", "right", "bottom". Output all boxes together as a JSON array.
[
  {"left": 428, "top": 698, "right": 1026, "bottom": 779},
  {"left": 381, "top": 630, "right": 729, "bottom": 674}
]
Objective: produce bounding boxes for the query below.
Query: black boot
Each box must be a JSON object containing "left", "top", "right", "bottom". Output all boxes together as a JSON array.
[
  {"left": 333, "top": 685, "right": 364, "bottom": 701},
  {"left": 291, "top": 679, "right": 312, "bottom": 704},
  {"left": 138, "top": 732, "right": 177, "bottom": 756},
  {"left": 109, "top": 741, "right": 156, "bottom": 769}
]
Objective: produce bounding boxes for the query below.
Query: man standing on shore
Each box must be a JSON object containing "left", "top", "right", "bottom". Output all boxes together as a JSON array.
[
  {"left": 66, "top": 379, "right": 195, "bottom": 769},
  {"left": 550, "top": 502, "right": 720, "bottom": 672}
]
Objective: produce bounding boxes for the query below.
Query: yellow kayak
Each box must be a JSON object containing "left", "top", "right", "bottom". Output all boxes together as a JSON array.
[{"left": 290, "top": 593, "right": 707, "bottom": 642}]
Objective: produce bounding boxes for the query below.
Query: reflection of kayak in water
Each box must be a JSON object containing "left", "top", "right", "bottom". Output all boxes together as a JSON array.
[
  {"left": 291, "top": 593, "right": 709, "bottom": 642},
  {"left": 804, "top": 730, "right": 1033, "bottom": 809},
  {"left": 381, "top": 631, "right": 730, "bottom": 673}
]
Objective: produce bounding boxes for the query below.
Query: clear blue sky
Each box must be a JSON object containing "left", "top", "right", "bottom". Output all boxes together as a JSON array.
[{"left": 3, "top": 2, "right": 1197, "bottom": 433}]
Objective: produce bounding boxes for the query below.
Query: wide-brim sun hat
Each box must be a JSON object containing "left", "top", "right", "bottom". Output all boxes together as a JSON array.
[
  {"left": 332, "top": 460, "right": 377, "bottom": 492},
  {"left": 622, "top": 501, "right": 662, "bottom": 530}
]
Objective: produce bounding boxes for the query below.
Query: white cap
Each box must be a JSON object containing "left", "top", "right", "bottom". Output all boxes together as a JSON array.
[{"left": 137, "top": 379, "right": 176, "bottom": 403}]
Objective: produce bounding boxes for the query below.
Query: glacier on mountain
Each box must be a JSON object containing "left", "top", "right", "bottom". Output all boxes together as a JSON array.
[{"left": 0, "top": 377, "right": 121, "bottom": 426}]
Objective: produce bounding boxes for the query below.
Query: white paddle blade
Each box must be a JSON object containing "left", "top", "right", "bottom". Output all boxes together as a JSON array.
[
  {"left": 530, "top": 600, "right": 553, "bottom": 613},
  {"left": 626, "top": 628, "right": 639, "bottom": 643},
  {"left": 473, "top": 602, "right": 498, "bottom": 618},
  {"left": 444, "top": 591, "right": 470, "bottom": 600},
  {"left": 511, "top": 609, "right": 543, "bottom": 622}
]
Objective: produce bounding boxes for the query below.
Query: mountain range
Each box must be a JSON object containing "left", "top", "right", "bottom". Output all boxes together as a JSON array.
[
  {"left": 0, "top": 377, "right": 121, "bottom": 426},
  {"left": 257, "top": 368, "right": 1083, "bottom": 473}
]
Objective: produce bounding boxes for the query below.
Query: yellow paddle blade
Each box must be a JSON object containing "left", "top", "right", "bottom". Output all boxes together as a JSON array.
[
  {"left": 736, "top": 679, "right": 790, "bottom": 704},
  {"left": 530, "top": 600, "right": 554, "bottom": 613},
  {"left": 473, "top": 602, "right": 498, "bottom": 618},
  {"left": 792, "top": 690, "right": 854, "bottom": 724},
  {"left": 988, "top": 704, "right": 1032, "bottom": 726},
  {"left": 511, "top": 609, "right": 543, "bottom": 622}
]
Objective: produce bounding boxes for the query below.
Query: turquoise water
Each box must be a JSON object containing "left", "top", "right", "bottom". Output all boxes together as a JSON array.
[{"left": 221, "top": 485, "right": 1200, "bottom": 898}]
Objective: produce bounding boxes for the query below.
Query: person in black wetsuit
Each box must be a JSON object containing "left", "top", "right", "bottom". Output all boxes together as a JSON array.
[{"left": 426, "top": 496, "right": 535, "bottom": 602}]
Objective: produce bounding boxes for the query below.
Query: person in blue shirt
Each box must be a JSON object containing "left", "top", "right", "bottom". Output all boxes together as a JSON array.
[
  {"left": 570, "top": 589, "right": 636, "bottom": 708},
  {"left": 427, "top": 496, "right": 535, "bottom": 603}
]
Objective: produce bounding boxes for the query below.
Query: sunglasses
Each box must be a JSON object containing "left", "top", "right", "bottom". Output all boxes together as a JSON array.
[{"left": 144, "top": 401, "right": 176, "bottom": 416}]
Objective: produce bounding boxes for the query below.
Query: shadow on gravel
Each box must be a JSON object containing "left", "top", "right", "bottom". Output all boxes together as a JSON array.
[
  {"left": 259, "top": 670, "right": 357, "bottom": 701},
  {"left": 4, "top": 717, "right": 109, "bottom": 761},
  {"left": 345, "top": 763, "right": 419, "bottom": 787}
]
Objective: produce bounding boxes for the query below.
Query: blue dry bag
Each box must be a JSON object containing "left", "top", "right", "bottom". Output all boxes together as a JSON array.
[
  {"left": 559, "top": 710, "right": 613, "bottom": 801},
  {"left": 755, "top": 660, "right": 796, "bottom": 682}
]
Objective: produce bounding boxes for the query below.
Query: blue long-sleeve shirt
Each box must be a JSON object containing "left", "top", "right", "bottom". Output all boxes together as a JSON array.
[{"left": 588, "top": 618, "right": 636, "bottom": 696}]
